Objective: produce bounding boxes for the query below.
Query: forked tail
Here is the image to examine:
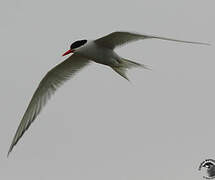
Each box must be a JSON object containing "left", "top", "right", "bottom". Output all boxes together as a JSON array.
[{"left": 112, "top": 58, "right": 151, "bottom": 81}]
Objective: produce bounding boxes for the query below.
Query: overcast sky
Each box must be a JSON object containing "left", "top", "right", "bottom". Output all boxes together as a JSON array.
[{"left": 0, "top": 0, "right": 214, "bottom": 180}]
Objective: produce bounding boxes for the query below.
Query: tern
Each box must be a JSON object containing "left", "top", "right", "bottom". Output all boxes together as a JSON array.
[{"left": 8, "top": 31, "right": 209, "bottom": 156}]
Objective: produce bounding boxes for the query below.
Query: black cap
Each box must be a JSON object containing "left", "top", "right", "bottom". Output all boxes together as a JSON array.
[{"left": 70, "top": 40, "right": 87, "bottom": 49}]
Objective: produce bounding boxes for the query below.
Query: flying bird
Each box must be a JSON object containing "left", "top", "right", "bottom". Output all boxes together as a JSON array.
[{"left": 8, "top": 31, "right": 209, "bottom": 156}]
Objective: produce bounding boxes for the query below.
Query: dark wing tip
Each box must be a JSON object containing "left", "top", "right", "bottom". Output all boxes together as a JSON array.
[
  {"left": 7, "top": 123, "right": 30, "bottom": 157},
  {"left": 7, "top": 140, "right": 17, "bottom": 157},
  {"left": 7, "top": 144, "right": 14, "bottom": 157}
]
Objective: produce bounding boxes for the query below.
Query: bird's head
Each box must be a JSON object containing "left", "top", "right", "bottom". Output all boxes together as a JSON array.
[{"left": 62, "top": 39, "right": 87, "bottom": 56}]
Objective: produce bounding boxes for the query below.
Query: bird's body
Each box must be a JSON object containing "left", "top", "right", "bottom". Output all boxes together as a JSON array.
[
  {"left": 75, "top": 40, "right": 121, "bottom": 66},
  {"left": 8, "top": 31, "right": 209, "bottom": 156}
]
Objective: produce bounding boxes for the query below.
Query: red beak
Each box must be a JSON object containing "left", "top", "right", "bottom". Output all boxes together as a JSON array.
[{"left": 62, "top": 49, "right": 74, "bottom": 56}]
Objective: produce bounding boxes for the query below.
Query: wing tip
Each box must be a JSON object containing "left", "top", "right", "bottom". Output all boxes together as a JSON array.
[
  {"left": 191, "top": 41, "right": 211, "bottom": 46},
  {"left": 7, "top": 146, "right": 13, "bottom": 157}
]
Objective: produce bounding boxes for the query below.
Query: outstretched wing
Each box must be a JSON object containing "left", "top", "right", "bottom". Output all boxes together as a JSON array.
[
  {"left": 95, "top": 31, "right": 209, "bottom": 49},
  {"left": 8, "top": 54, "right": 90, "bottom": 156}
]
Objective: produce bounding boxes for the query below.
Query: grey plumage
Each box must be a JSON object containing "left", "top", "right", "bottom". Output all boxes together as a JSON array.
[{"left": 8, "top": 55, "right": 89, "bottom": 156}]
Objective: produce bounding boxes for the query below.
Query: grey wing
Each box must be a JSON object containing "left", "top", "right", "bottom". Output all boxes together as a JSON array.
[
  {"left": 95, "top": 31, "right": 210, "bottom": 49},
  {"left": 8, "top": 54, "right": 90, "bottom": 156}
]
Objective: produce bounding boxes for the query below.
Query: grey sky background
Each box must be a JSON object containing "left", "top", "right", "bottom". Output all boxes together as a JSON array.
[{"left": 0, "top": 0, "right": 214, "bottom": 179}]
